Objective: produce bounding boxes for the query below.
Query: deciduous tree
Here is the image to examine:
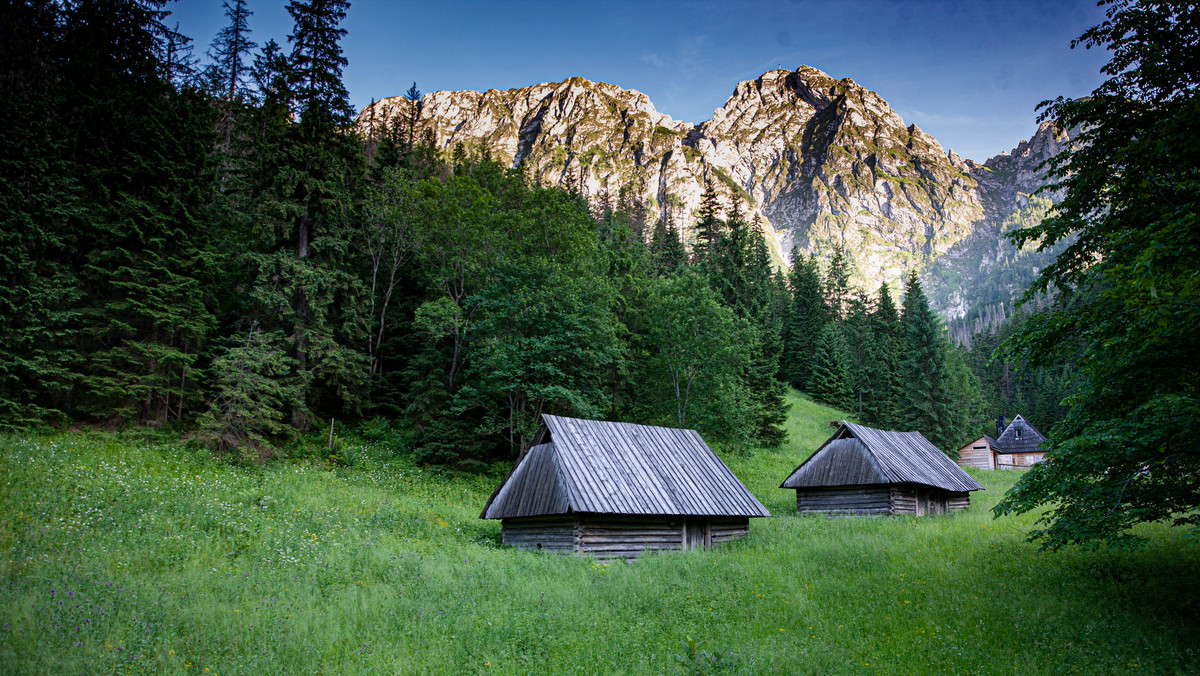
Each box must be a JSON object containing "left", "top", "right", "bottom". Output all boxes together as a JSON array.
[{"left": 995, "top": 0, "right": 1200, "bottom": 549}]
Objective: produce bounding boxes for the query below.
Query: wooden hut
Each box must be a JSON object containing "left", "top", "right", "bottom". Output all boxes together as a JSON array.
[
  {"left": 956, "top": 435, "right": 1001, "bottom": 470},
  {"left": 780, "top": 421, "right": 983, "bottom": 516},
  {"left": 955, "top": 415, "right": 1049, "bottom": 470},
  {"left": 480, "top": 415, "right": 770, "bottom": 558},
  {"left": 994, "top": 414, "right": 1047, "bottom": 468}
]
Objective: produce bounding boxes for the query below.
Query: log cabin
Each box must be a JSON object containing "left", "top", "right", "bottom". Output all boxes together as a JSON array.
[
  {"left": 955, "top": 414, "right": 1048, "bottom": 470},
  {"left": 480, "top": 414, "right": 770, "bottom": 559},
  {"left": 780, "top": 421, "right": 983, "bottom": 516},
  {"left": 955, "top": 435, "right": 1001, "bottom": 470}
]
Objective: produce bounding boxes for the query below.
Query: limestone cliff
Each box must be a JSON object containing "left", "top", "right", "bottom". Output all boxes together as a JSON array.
[{"left": 361, "top": 66, "right": 1062, "bottom": 294}]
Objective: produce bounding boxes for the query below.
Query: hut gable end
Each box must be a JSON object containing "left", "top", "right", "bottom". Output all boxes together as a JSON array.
[{"left": 996, "top": 414, "right": 1047, "bottom": 454}]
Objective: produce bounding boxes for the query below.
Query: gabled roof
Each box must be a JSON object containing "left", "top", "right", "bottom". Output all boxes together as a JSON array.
[
  {"left": 996, "top": 414, "right": 1047, "bottom": 454},
  {"left": 959, "top": 435, "right": 1000, "bottom": 451},
  {"left": 780, "top": 421, "right": 983, "bottom": 493},
  {"left": 481, "top": 415, "right": 771, "bottom": 519}
]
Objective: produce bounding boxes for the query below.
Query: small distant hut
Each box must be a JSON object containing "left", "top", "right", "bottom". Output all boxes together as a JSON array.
[
  {"left": 480, "top": 414, "right": 770, "bottom": 558},
  {"left": 955, "top": 415, "right": 1049, "bottom": 470},
  {"left": 994, "top": 414, "right": 1048, "bottom": 468},
  {"left": 956, "top": 435, "right": 1001, "bottom": 470},
  {"left": 780, "top": 421, "right": 983, "bottom": 516}
]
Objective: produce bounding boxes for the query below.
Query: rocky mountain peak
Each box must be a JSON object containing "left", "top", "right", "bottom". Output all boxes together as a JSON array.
[{"left": 361, "top": 66, "right": 1062, "bottom": 293}]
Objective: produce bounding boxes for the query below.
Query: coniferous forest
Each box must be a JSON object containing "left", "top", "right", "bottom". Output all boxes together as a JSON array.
[{"left": 1, "top": 0, "right": 1076, "bottom": 467}]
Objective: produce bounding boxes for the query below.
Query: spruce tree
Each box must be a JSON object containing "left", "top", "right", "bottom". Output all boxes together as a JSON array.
[
  {"left": 869, "top": 282, "right": 904, "bottom": 427},
  {"left": 823, "top": 244, "right": 851, "bottom": 322},
  {"left": 649, "top": 206, "right": 686, "bottom": 275},
  {"left": 205, "top": 0, "right": 256, "bottom": 159},
  {"left": 245, "top": 0, "right": 368, "bottom": 430},
  {"left": 899, "top": 271, "right": 955, "bottom": 452},
  {"left": 692, "top": 177, "right": 722, "bottom": 262},
  {"left": 59, "top": 0, "right": 222, "bottom": 424},
  {"left": 807, "top": 322, "right": 852, "bottom": 409},
  {"left": 782, "top": 250, "right": 826, "bottom": 390},
  {"left": 0, "top": 0, "right": 84, "bottom": 426},
  {"left": 843, "top": 292, "right": 876, "bottom": 418}
]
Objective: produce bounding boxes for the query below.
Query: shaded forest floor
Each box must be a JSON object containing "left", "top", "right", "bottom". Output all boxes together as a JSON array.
[{"left": 2, "top": 392, "right": 1198, "bottom": 674}]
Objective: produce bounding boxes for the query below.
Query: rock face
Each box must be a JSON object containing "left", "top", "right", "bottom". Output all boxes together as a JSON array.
[{"left": 361, "top": 66, "right": 1062, "bottom": 292}]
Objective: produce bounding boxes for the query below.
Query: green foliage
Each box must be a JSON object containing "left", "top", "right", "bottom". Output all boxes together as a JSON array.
[
  {"left": 995, "top": 0, "right": 1200, "bottom": 549},
  {"left": 640, "top": 272, "right": 753, "bottom": 444},
  {"left": 781, "top": 250, "right": 825, "bottom": 391},
  {"left": 899, "top": 272, "right": 956, "bottom": 452},
  {"left": 706, "top": 203, "right": 789, "bottom": 447},
  {"left": 864, "top": 283, "right": 904, "bottom": 428},
  {"left": 692, "top": 177, "right": 723, "bottom": 261},
  {"left": 650, "top": 205, "right": 687, "bottom": 276},
  {"left": 468, "top": 258, "right": 620, "bottom": 456},
  {"left": 195, "top": 326, "right": 302, "bottom": 458},
  {"left": 807, "top": 323, "right": 852, "bottom": 409}
]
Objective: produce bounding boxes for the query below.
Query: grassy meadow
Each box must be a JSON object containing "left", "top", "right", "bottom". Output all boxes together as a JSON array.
[{"left": 2, "top": 392, "right": 1198, "bottom": 674}]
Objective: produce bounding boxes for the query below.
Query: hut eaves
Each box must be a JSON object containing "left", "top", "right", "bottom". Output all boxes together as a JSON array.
[
  {"left": 481, "top": 415, "right": 770, "bottom": 519},
  {"left": 780, "top": 421, "right": 983, "bottom": 493}
]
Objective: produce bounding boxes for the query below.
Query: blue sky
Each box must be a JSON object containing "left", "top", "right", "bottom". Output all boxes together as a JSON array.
[{"left": 170, "top": 0, "right": 1112, "bottom": 162}]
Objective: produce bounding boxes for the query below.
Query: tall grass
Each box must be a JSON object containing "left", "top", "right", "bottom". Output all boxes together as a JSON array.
[{"left": 1, "top": 394, "right": 1197, "bottom": 674}]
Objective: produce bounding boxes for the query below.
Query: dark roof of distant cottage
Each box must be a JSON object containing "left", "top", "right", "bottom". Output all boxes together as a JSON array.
[
  {"left": 996, "top": 414, "right": 1046, "bottom": 454},
  {"left": 780, "top": 421, "right": 983, "bottom": 493},
  {"left": 481, "top": 415, "right": 771, "bottom": 520}
]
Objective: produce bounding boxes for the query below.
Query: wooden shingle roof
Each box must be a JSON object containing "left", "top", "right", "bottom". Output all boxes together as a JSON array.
[
  {"left": 481, "top": 415, "right": 771, "bottom": 519},
  {"left": 780, "top": 421, "right": 983, "bottom": 493},
  {"left": 996, "top": 414, "right": 1046, "bottom": 454}
]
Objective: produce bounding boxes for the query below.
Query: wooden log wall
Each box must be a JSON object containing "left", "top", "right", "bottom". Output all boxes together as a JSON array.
[
  {"left": 576, "top": 515, "right": 684, "bottom": 560},
  {"left": 709, "top": 517, "right": 750, "bottom": 545},
  {"left": 947, "top": 492, "right": 970, "bottom": 512},
  {"left": 795, "top": 486, "right": 891, "bottom": 516},
  {"left": 956, "top": 444, "right": 994, "bottom": 470},
  {"left": 503, "top": 515, "right": 755, "bottom": 558},
  {"left": 889, "top": 486, "right": 917, "bottom": 515},
  {"left": 501, "top": 516, "right": 578, "bottom": 553}
]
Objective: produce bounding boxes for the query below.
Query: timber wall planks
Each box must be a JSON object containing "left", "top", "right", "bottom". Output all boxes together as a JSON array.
[
  {"left": 500, "top": 514, "right": 752, "bottom": 559},
  {"left": 795, "top": 486, "right": 891, "bottom": 516},
  {"left": 502, "top": 516, "right": 577, "bottom": 553},
  {"left": 790, "top": 485, "right": 972, "bottom": 517}
]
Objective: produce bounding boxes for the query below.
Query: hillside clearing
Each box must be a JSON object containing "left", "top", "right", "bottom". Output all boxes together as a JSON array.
[{"left": 2, "top": 392, "right": 1197, "bottom": 674}]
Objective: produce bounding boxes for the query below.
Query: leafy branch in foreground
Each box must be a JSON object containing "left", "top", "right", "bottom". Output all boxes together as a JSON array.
[{"left": 994, "top": 0, "right": 1200, "bottom": 549}]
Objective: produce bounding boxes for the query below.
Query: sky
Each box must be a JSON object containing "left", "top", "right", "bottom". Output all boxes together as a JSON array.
[{"left": 169, "top": 0, "right": 1113, "bottom": 162}]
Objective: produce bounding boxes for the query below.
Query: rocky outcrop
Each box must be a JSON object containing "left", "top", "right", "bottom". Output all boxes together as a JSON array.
[{"left": 361, "top": 66, "right": 1062, "bottom": 291}]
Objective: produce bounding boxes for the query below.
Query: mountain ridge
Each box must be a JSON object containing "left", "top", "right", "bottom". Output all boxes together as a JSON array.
[{"left": 360, "top": 65, "right": 1063, "bottom": 311}]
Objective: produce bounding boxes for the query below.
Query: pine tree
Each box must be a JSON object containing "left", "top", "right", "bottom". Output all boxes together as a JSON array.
[
  {"left": 899, "top": 271, "right": 955, "bottom": 451},
  {"left": 649, "top": 206, "right": 686, "bottom": 275},
  {"left": 206, "top": 0, "right": 256, "bottom": 102},
  {"left": 868, "top": 282, "right": 904, "bottom": 427},
  {"left": 59, "top": 0, "right": 222, "bottom": 424},
  {"left": 782, "top": 249, "right": 826, "bottom": 390},
  {"left": 843, "top": 292, "right": 876, "bottom": 418},
  {"left": 823, "top": 244, "right": 851, "bottom": 322},
  {"left": 196, "top": 324, "right": 301, "bottom": 457},
  {"left": 205, "top": 0, "right": 256, "bottom": 160},
  {"left": 807, "top": 322, "right": 851, "bottom": 409},
  {"left": 244, "top": 0, "right": 368, "bottom": 430},
  {"left": 0, "top": 0, "right": 85, "bottom": 426},
  {"left": 692, "top": 177, "right": 722, "bottom": 262}
]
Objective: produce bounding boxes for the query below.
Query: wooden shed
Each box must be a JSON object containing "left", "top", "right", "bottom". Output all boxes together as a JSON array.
[
  {"left": 994, "top": 414, "right": 1048, "bottom": 468},
  {"left": 780, "top": 421, "right": 983, "bottom": 516},
  {"left": 956, "top": 435, "right": 1001, "bottom": 470},
  {"left": 955, "top": 415, "right": 1049, "bottom": 470},
  {"left": 480, "top": 414, "right": 770, "bottom": 559}
]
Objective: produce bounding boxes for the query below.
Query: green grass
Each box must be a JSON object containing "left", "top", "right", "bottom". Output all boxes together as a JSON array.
[{"left": 2, "top": 392, "right": 1198, "bottom": 674}]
